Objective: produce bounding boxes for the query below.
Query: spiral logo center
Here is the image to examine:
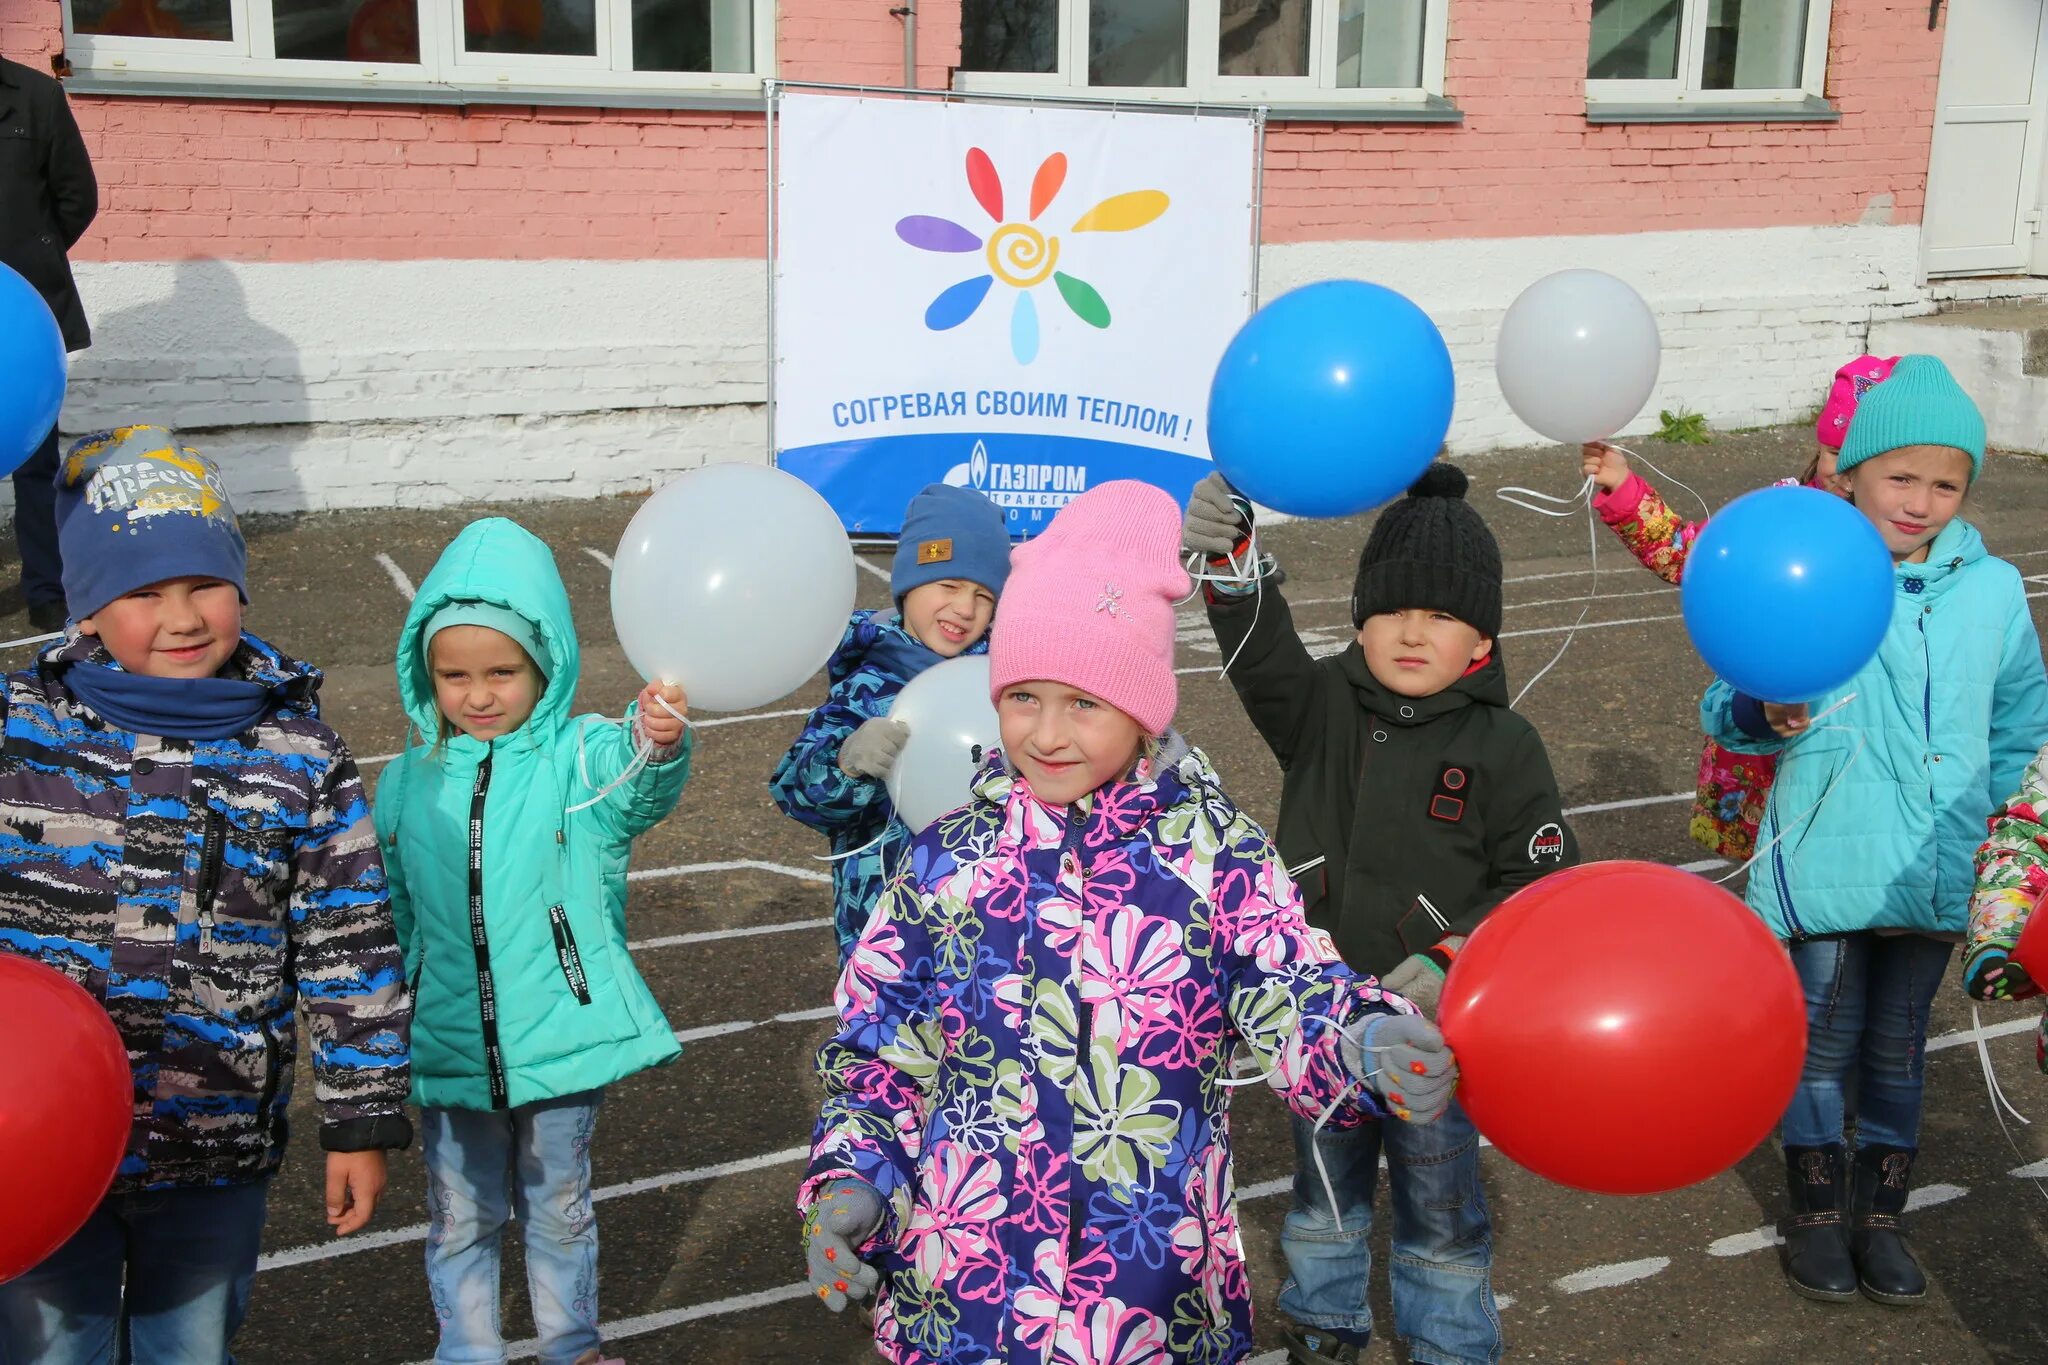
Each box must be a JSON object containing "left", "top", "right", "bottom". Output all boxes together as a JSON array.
[{"left": 987, "top": 224, "right": 1059, "bottom": 288}]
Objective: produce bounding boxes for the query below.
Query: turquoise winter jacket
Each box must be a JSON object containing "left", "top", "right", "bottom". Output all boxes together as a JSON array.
[
  {"left": 1703, "top": 519, "right": 2048, "bottom": 939},
  {"left": 374, "top": 518, "right": 690, "bottom": 1111}
]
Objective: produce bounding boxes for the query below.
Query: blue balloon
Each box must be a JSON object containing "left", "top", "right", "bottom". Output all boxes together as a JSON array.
[
  {"left": 1681, "top": 486, "right": 1895, "bottom": 704},
  {"left": 0, "top": 265, "right": 66, "bottom": 477},
  {"left": 1207, "top": 280, "right": 1455, "bottom": 519}
]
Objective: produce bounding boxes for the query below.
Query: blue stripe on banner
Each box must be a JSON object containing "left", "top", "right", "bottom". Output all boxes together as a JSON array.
[{"left": 778, "top": 431, "right": 1213, "bottom": 537}]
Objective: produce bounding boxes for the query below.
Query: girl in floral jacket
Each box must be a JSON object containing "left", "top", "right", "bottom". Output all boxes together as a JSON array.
[
  {"left": 1580, "top": 355, "right": 1896, "bottom": 860},
  {"left": 797, "top": 481, "right": 1455, "bottom": 1365}
]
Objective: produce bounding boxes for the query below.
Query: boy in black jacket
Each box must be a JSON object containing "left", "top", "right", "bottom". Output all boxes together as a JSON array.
[{"left": 1184, "top": 463, "right": 1577, "bottom": 1365}]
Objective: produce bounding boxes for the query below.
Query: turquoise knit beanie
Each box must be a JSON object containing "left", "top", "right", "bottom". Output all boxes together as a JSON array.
[{"left": 1836, "top": 354, "right": 1985, "bottom": 480}]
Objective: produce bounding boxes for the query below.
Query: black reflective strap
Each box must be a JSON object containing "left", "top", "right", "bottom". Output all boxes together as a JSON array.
[
  {"left": 549, "top": 904, "right": 591, "bottom": 1005},
  {"left": 468, "top": 750, "right": 508, "bottom": 1109}
]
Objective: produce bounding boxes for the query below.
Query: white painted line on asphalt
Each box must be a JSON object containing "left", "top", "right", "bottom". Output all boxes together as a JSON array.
[
  {"left": 629, "top": 917, "right": 831, "bottom": 952},
  {"left": 628, "top": 859, "right": 832, "bottom": 886},
  {"left": 260, "top": 1145, "right": 811, "bottom": 1274},
  {"left": 2010, "top": 1159, "right": 2048, "bottom": 1179},
  {"left": 1503, "top": 612, "right": 1683, "bottom": 641},
  {"left": 1564, "top": 791, "right": 1692, "bottom": 817},
  {"left": 494, "top": 1283, "right": 818, "bottom": 1363},
  {"left": 1678, "top": 859, "right": 1731, "bottom": 874},
  {"left": 1706, "top": 1183, "right": 1970, "bottom": 1261},
  {"left": 675, "top": 1004, "right": 838, "bottom": 1046},
  {"left": 374, "top": 553, "right": 417, "bottom": 602},
  {"left": 585, "top": 547, "right": 614, "bottom": 570},
  {"left": 360, "top": 752, "right": 399, "bottom": 769},
  {"left": 853, "top": 556, "right": 892, "bottom": 583},
  {"left": 1926, "top": 1016, "right": 2037, "bottom": 1054},
  {"left": 1553, "top": 1256, "right": 1670, "bottom": 1293}
]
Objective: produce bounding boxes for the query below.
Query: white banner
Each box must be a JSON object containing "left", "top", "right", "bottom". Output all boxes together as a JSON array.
[{"left": 773, "top": 91, "right": 1258, "bottom": 534}]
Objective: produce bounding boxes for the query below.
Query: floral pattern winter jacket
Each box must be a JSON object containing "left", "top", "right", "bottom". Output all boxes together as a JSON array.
[
  {"left": 1594, "top": 470, "right": 1800, "bottom": 860},
  {"left": 802, "top": 742, "right": 1408, "bottom": 1365},
  {"left": 1968, "top": 741, "right": 2048, "bottom": 1071}
]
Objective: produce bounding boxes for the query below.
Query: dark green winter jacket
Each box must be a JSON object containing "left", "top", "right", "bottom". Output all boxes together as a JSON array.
[{"left": 1208, "top": 585, "right": 1578, "bottom": 977}]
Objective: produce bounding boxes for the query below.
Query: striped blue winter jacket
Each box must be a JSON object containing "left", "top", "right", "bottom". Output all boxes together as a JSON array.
[{"left": 0, "top": 631, "right": 413, "bottom": 1191}]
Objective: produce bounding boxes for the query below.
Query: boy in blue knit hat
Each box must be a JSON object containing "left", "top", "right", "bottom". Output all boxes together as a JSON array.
[
  {"left": 771, "top": 483, "right": 1012, "bottom": 958},
  {"left": 0, "top": 427, "right": 412, "bottom": 1362}
]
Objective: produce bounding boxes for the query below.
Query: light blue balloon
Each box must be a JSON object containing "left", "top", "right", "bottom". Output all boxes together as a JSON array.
[
  {"left": 1681, "top": 486, "right": 1895, "bottom": 703},
  {"left": 0, "top": 265, "right": 66, "bottom": 476},
  {"left": 1206, "top": 280, "right": 1455, "bottom": 519}
]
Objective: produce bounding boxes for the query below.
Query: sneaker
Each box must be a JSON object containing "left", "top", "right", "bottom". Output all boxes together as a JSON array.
[{"left": 1279, "top": 1315, "right": 1367, "bottom": 1365}]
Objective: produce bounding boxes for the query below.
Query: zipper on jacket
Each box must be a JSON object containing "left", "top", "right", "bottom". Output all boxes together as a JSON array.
[
  {"left": 1062, "top": 802, "right": 1091, "bottom": 1270},
  {"left": 548, "top": 904, "right": 592, "bottom": 1005},
  {"left": 1769, "top": 789, "right": 1808, "bottom": 941},
  {"left": 195, "top": 801, "right": 228, "bottom": 938},
  {"left": 468, "top": 749, "right": 509, "bottom": 1109}
]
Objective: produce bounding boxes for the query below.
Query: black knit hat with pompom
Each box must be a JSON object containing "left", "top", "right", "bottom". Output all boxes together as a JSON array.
[{"left": 1349, "top": 462, "right": 1503, "bottom": 637}]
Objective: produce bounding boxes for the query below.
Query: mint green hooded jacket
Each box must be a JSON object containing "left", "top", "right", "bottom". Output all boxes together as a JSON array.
[{"left": 374, "top": 518, "right": 689, "bottom": 1111}]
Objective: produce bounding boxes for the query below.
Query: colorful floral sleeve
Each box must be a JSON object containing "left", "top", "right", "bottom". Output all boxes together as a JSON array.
[
  {"left": 1209, "top": 817, "right": 1412, "bottom": 1130},
  {"left": 801, "top": 868, "right": 943, "bottom": 1242},
  {"left": 1967, "top": 742, "right": 2048, "bottom": 1001},
  {"left": 1592, "top": 471, "right": 1699, "bottom": 586}
]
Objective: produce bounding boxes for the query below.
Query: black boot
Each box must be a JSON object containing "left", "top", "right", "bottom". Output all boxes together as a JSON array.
[
  {"left": 1850, "top": 1145, "right": 1927, "bottom": 1305},
  {"left": 1779, "top": 1144, "right": 1858, "bottom": 1302}
]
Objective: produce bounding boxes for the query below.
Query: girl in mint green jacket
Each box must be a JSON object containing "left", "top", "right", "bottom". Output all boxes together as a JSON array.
[
  {"left": 1702, "top": 357, "right": 2048, "bottom": 1311},
  {"left": 374, "top": 517, "right": 690, "bottom": 1365}
]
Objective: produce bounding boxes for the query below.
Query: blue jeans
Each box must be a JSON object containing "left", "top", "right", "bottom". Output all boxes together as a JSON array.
[
  {"left": 422, "top": 1091, "right": 604, "bottom": 1365},
  {"left": 1278, "top": 1101, "right": 1500, "bottom": 1365},
  {"left": 1782, "top": 932, "right": 1953, "bottom": 1150},
  {"left": 0, "top": 1179, "right": 268, "bottom": 1365}
]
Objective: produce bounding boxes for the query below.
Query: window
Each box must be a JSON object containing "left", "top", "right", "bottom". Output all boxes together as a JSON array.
[
  {"left": 62, "top": 0, "right": 766, "bottom": 92},
  {"left": 1587, "top": 0, "right": 1829, "bottom": 103},
  {"left": 957, "top": 0, "right": 1448, "bottom": 105}
]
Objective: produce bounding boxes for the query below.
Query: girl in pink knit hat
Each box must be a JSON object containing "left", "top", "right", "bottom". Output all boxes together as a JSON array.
[
  {"left": 797, "top": 480, "right": 1458, "bottom": 1365},
  {"left": 1575, "top": 353, "right": 1897, "bottom": 860}
]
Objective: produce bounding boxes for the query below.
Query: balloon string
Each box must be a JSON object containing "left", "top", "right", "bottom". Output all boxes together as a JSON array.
[
  {"left": 1496, "top": 476, "right": 1600, "bottom": 711},
  {"left": 0, "top": 630, "right": 62, "bottom": 650},
  {"left": 1711, "top": 696, "right": 1861, "bottom": 887},
  {"left": 1180, "top": 515, "right": 1277, "bottom": 685},
  {"left": 815, "top": 826, "right": 890, "bottom": 864},
  {"left": 564, "top": 695, "right": 689, "bottom": 816},
  {"left": 1608, "top": 443, "right": 1714, "bottom": 523},
  {"left": 1970, "top": 1002, "right": 2048, "bottom": 1205}
]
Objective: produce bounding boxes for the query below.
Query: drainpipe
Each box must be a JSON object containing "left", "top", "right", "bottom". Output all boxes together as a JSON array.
[{"left": 892, "top": 0, "right": 917, "bottom": 87}]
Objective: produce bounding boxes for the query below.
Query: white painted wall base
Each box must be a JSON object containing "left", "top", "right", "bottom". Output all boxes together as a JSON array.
[
  {"left": 1871, "top": 304, "right": 2048, "bottom": 455},
  {"left": 30, "top": 224, "right": 2048, "bottom": 515}
]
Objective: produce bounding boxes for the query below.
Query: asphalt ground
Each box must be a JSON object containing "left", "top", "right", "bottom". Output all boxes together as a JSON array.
[{"left": 10, "top": 427, "right": 2048, "bottom": 1364}]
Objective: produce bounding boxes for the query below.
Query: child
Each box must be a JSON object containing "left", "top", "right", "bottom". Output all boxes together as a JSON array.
[
  {"left": 0, "top": 427, "right": 412, "bottom": 1362},
  {"left": 796, "top": 481, "right": 1458, "bottom": 1364},
  {"left": 374, "top": 517, "right": 690, "bottom": 1365},
  {"left": 771, "top": 482, "right": 1011, "bottom": 959},
  {"left": 1702, "top": 355, "right": 2048, "bottom": 1306},
  {"left": 1581, "top": 354, "right": 1897, "bottom": 860},
  {"left": 1186, "top": 463, "right": 1576, "bottom": 1365},
  {"left": 1965, "top": 743, "right": 2048, "bottom": 1072}
]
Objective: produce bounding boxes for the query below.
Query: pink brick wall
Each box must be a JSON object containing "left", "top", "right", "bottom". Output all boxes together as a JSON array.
[{"left": 11, "top": 0, "right": 1943, "bottom": 263}]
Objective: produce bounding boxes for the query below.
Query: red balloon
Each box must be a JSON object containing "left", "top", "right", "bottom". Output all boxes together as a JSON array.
[
  {"left": 0, "top": 955, "right": 131, "bottom": 1282},
  {"left": 1438, "top": 860, "right": 1805, "bottom": 1195}
]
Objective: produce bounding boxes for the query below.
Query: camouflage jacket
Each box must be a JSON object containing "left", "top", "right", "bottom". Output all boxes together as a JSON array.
[{"left": 0, "top": 631, "right": 412, "bottom": 1191}]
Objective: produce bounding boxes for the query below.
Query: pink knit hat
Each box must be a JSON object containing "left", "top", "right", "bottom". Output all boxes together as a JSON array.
[
  {"left": 988, "top": 481, "right": 1191, "bottom": 736},
  {"left": 1816, "top": 355, "right": 1899, "bottom": 450}
]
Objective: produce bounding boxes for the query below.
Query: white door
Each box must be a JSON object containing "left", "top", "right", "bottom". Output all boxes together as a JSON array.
[{"left": 1924, "top": 0, "right": 2048, "bottom": 276}]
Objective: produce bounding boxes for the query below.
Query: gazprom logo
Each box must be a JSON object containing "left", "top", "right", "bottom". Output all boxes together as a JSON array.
[{"left": 944, "top": 440, "right": 1086, "bottom": 512}]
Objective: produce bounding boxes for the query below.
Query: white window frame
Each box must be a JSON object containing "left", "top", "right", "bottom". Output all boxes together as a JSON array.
[
  {"left": 955, "top": 0, "right": 1449, "bottom": 106},
  {"left": 61, "top": 0, "right": 771, "bottom": 94},
  {"left": 1586, "top": 0, "right": 1831, "bottom": 106}
]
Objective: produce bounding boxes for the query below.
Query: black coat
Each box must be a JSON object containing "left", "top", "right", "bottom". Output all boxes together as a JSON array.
[
  {"left": 1, "top": 58, "right": 97, "bottom": 351},
  {"left": 1208, "top": 584, "right": 1579, "bottom": 977}
]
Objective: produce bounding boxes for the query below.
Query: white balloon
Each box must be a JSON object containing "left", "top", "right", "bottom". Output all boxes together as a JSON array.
[
  {"left": 609, "top": 465, "right": 856, "bottom": 713},
  {"left": 887, "top": 656, "right": 1000, "bottom": 834},
  {"left": 1495, "top": 269, "right": 1662, "bottom": 445}
]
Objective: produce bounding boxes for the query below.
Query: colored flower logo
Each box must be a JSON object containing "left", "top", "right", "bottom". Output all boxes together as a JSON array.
[{"left": 896, "top": 148, "right": 1168, "bottom": 364}]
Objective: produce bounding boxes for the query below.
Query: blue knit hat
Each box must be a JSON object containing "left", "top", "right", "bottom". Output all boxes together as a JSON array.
[
  {"left": 1837, "top": 354, "right": 1986, "bottom": 481},
  {"left": 891, "top": 483, "right": 1012, "bottom": 603},
  {"left": 57, "top": 426, "right": 248, "bottom": 621}
]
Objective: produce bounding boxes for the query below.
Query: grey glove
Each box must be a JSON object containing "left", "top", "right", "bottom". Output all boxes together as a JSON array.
[
  {"left": 1380, "top": 954, "right": 1446, "bottom": 1020},
  {"left": 1342, "top": 1013, "right": 1458, "bottom": 1125},
  {"left": 1182, "top": 472, "right": 1252, "bottom": 559},
  {"left": 838, "top": 718, "right": 910, "bottom": 780},
  {"left": 803, "top": 1178, "right": 884, "bottom": 1313}
]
